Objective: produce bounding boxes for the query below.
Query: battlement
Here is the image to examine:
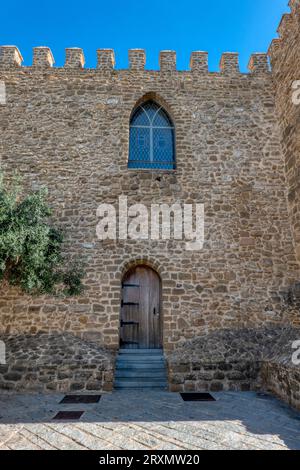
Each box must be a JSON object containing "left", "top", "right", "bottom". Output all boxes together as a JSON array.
[
  {"left": 0, "top": 45, "right": 270, "bottom": 75},
  {"left": 0, "top": 46, "right": 23, "bottom": 67},
  {"left": 268, "top": 0, "right": 300, "bottom": 66}
]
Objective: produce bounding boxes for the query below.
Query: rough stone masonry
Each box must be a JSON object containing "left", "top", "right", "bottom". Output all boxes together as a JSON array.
[{"left": 0, "top": 1, "right": 300, "bottom": 407}]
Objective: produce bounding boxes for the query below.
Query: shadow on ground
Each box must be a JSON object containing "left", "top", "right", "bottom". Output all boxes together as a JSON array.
[{"left": 0, "top": 391, "right": 300, "bottom": 450}]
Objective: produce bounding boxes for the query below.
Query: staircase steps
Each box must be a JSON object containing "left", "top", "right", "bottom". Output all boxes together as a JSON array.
[
  {"left": 118, "top": 349, "right": 162, "bottom": 354},
  {"left": 114, "top": 349, "right": 168, "bottom": 390}
]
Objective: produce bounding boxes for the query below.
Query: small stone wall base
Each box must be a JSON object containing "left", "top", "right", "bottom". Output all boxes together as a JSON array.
[
  {"left": 166, "top": 326, "right": 300, "bottom": 411},
  {"left": 168, "top": 361, "right": 262, "bottom": 393},
  {"left": 167, "top": 360, "right": 300, "bottom": 411},
  {"left": 0, "top": 333, "right": 115, "bottom": 393},
  {"left": 261, "top": 362, "right": 300, "bottom": 412}
]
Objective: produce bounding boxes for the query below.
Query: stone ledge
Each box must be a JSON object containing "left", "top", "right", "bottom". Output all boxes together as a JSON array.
[
  {"left": 166, "top": 326, "right": 300, "bottom": 410},
  {"left": 0, "top": 333, "right": 115, "bottom": 393}
]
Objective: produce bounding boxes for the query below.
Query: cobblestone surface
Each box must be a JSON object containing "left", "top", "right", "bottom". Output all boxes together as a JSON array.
[{"left": 0, "top": 391, "right": 299, "bottom": 450}]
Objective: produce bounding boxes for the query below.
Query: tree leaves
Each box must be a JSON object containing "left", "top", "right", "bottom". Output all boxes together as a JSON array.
[{"left": 0, "top": 174, "right": 84, "bottom": 296}]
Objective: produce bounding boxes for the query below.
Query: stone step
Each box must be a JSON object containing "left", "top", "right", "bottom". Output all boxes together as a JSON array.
[
  {"left": 115, "top": 385, "right": 167, "bottom": 390},
  {"left": 116, "top": 356, "right": 165, "bottom": 362},
  {"left": 116, "top": 363, "right": 165, "bottom": 370},
  {"left": 114, "top": 349, "right": 168, "bottom": 390},
  {"left": 115, "top": 370, "right": 167, "bottom": 378},
  {"left": 115, "top": 379, "right": 168, "bottom": 389},
  {"left": 116, "top": 362, "right": 166, "bottom": 370},
  {"left": 119, "top": 349, "right": 163, "bottom": 355}
]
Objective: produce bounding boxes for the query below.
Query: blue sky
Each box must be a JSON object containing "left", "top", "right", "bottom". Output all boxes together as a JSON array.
[{"left": 1, "top": 0, "right": 290, "bottom": 72}]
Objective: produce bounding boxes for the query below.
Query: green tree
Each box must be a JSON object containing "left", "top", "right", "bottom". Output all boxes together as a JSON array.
[{"left": 0, "top": 173, "right": 84, "bottom": 296}]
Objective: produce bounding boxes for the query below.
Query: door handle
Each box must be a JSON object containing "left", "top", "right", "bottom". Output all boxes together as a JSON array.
[{"left": 153, "top": 308, "right": 159, "bottom": 316}]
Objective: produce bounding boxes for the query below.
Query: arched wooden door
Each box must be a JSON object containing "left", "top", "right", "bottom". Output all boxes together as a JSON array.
[{"left": 120, "top": 266, "right": 162, "bottom": 349}]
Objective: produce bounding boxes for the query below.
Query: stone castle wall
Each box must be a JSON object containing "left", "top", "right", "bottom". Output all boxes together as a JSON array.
[
  {"left": 0, "top": 22, "right": 300, "bottom": 356},
  {"left": 269, "top": 0, "right": 300, "bottom": 263}
]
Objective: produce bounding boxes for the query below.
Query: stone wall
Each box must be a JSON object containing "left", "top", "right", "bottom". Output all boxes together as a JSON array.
[
  {"left": 167, "top": 326, "right": 300, "bottom": 411},
  {"left": 0, "top": 41, "right": 300, "bottom": 353},
  {"left": 168, "top": 359, "right": 261, "bottom": 393},
  {"left": 0, "top": 333, "right": 115, "bottom": 393},
  {"left": 261, "top": 362, "right": 300, "bottom": 412},
  {"left": 268, "top": 0, "right": 300, "bottom": 263}
]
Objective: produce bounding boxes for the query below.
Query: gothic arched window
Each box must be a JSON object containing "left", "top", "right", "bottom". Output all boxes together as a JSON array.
[{"left": 129, "top": 101, "right": 175, "bottom": 170}]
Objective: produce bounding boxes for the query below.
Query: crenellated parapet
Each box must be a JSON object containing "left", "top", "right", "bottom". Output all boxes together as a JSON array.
[
  {"left": 248, "top": 54, "right": 270, "bottom": 74},
  {"left": 268, "top": 0, "right": 300, "bottom": 68},
  {"left": 97, "top": 49, "right": 115, "bottom": 70},
  {"left": 33, "top": 47, "right": 55, "bottom": 68},
  {"left": 129, "top": 49, "right": 146, "bottom": 70},
  {"left": 0, "top": 46, "right": 23, "bottom": 67},
  {"left": 0, "top": 45, "right": 270, "bottom": 76},
  {"left": 277, "top": 13, "right": 295, "bottom": 40},
  {"left": 190, "top": 52, "right": 208, "bottom": 73},
  {"left": 159, "top": 51, "right": 176, "bottom": 73},
  {"left": 65, "top": 48, "right": 85, "bottom": 68},
  {"left": 267, "top": 39, "right": 282, "bottom": 66},
  {"left": 219, "top": 53, "right": 239, "bottom": 75}
]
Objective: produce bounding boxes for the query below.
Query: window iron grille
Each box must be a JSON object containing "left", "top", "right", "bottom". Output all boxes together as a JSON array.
[{"left": 129, "top": 101, "right": 176, "bottom": 170}]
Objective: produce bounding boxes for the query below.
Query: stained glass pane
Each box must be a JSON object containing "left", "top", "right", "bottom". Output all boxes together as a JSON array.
[
  {"left": 130, "top": 107, "right": 150, "bottom": 126},
  {"left": 129, "top": 100, "right": 175, "bottom": 170},
  {"left": 142, "top": 102, "right": 160, "bottom": 123},
  {"left": 152, "top": 128, "right": 175, "bottom": 170},
  {"left": 153, "top": 108, "right": 173, "bottom": 127},
  {"left": 128, "top": 127, "right": 150, "bottom": 169}
]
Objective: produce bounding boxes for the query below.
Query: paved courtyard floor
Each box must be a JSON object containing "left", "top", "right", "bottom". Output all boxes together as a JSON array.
[{"left": 0, "top": 391, "right": 299, "bottom": 450}]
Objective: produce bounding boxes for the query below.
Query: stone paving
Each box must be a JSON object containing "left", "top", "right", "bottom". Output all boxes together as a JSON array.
[{"left": 0, "top": 391, "right": 300, "bottom": 450}]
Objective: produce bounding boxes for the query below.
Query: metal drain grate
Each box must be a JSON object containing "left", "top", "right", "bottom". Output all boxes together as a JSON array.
[
  {"left": 59, "top": 395, "right": 101, "bottom": 404},
  {"left": 53, "top": 411, "right": 84, "bottom": 420},
  {"left": 181, "top": 393, "right": 216, "bottom": 402}
]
